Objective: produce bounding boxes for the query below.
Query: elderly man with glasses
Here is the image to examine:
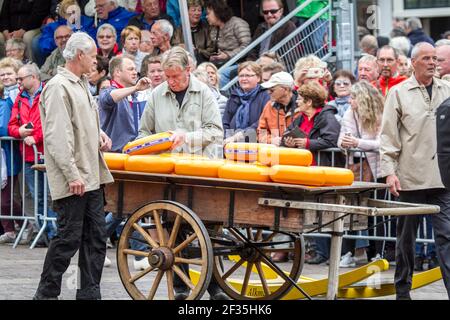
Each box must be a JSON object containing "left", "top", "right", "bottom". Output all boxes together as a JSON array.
[
  {"left": 373, "top": 45, "right": 407, "bottom": 97},
  {"left": 40, "top": 26, "right": 73, "bottom": 81}
]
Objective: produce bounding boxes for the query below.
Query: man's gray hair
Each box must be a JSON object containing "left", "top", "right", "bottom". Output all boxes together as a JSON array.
[
  {"left": 389, "top": 36, "right": 411, "bottom": 56},
  {"left": 155, "top": 19, "right": 174, "bottom": 39},
  {"left": 19, "top": 63, "right": 41, "bottom": 80},
  {"left": 161, "top": 46, "right": 189, "bottom": 69},
  {"left": 96, "top": 23, "right": 117, "bottom": 41},
  {"left": 358, "top": 54, "right": 378, "bottom": 66},
  {"left": 406, "top": 17, "right": 422, "bottom": 31},
  {"left": 411, "top": 42, "right": 435, "bottom": 59},
  {"left": 5, "top": 38, "right": 26, "bottom": 51},
  {"left": 54, "top": 25, "right": 73, "bottom": 40},
  {"left": 63, "top": 32, "right": 96, "bottom": 61},
  {"left": 436, "top": 39, "right": 450, "bottom": 47}
]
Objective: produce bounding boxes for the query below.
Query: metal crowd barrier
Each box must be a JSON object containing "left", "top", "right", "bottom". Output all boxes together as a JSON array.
[
  {"left": 307, "top": 147, "right": 435, "bottom": 249},
  {"left": 0, "top": 137, "right": 56, "bottom": 249}
]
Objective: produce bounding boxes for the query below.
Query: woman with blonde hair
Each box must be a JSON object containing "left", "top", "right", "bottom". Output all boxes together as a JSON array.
[
  {"left": 293, "top": 54, "right": 332, "bottom": 87},
  {"left": 338, "top": 80, "right": 384, "bottom": 180},
  {"left": 337, "top": 81, "right": 386, "bottom": 266},
  {"left": 197, "top": 62, "right": 228, "bottom": 116}
]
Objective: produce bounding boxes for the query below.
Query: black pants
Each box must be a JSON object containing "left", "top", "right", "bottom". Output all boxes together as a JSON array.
[
  {"left": 35, "top": 189, "right": 107, "bottom": 299},
  {"left": 395, "top": 188, "right": 450, "bottom": 299}
]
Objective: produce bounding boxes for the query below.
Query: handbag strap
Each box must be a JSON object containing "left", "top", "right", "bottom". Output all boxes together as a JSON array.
[{"left": 351, "top": 111, "right": 369, "bottom": 159}]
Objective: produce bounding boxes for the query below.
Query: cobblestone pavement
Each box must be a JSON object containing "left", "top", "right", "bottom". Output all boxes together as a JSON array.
[{"left": 0, "top": 244, "right": 447, "bottom": 300}]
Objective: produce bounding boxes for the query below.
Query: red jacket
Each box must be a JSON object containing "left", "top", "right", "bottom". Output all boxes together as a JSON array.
[
  {"left": 8, "top": 85, "right": 45, "bottom": 163},
  {"left": 372, "top": 75, "right": 407, "bottom": 97}
]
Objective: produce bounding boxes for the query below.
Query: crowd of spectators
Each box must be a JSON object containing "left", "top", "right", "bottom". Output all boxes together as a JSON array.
[{"left": 1, "top": 0, "right": 450, "bottom": 282}]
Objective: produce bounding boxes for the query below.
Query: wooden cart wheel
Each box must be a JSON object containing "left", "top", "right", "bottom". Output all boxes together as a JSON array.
[
  {"left": 117, "top": 201, "right": 213, "bottom": 300},
  {"left": 213, "top": 227, "right": 305, "bottom": 300}
]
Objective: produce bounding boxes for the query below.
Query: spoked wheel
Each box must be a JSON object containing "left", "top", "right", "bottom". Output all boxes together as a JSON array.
[
  {"left": 212, "top": 227, "right": 305, "bottom": 300},
  {"left": 117, "top": 201, "right": 213, "bottom": 300}
]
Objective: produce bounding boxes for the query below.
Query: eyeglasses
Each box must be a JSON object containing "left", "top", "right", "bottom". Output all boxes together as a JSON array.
[
  {"left": 262, "top": 8, "right": 281, "bottom": 15},
  {"left": 335, "top": 80, "right": 351, "bottom": 87},
  {"left": 98, "top": 35, "right": 114, "bottom": 39},
  {"left": 5, "top": 48, "right": 20, "bottom": 53},
  {"left": 16, "top": 74, "right": 33, "bottom": 82},
  {"left": 55, "top": 34, "right": 72, "bottom": 41},
  {"left": 238, "top": 73, "right": 257, "bottom": 79}
]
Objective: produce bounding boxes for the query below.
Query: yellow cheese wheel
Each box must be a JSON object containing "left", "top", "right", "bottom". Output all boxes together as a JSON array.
[
  {"left": 103, "top": 152, "right": 129, "bottom": 170},
  {"left": 218, "top": 162, "right": 271, "bottom": 182},
  {"left": 224, "top": 143, "right": 260, "bottom": 162},
  {"left": 124, "top": 155, "right": 175, "bottom": 174},
  {"left": 269, "top": 165, "right": 326, "bottom": 186},
  {"left": 174, "top": 159, "right": 225, "bottom": 178},
  {"left": 122, "top": 132, "right": 173, "bottom": 155},
  {"left": 258, "top": 146, "right": 313, "bottom": 167},
  {"left": 159, "top": 152, "right": 209, "bottom": 161},
  {"left": 317, "top": 167, "right": 354, "bottom": 186}
]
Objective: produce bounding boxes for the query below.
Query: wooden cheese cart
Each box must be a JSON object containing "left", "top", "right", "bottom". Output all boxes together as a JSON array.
[{"left": 104, "top": 170, "right": 440, "bottom": 300}]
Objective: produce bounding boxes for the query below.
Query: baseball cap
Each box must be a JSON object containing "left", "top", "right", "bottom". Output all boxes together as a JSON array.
[{"left": 261, "top": 71, "right": 294, "bottom": 89}]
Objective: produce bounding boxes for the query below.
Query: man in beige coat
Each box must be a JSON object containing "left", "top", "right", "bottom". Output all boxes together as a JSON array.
[
  {"left": 138, "top": 46, "right": 227, "bottom": 299},
  {"left": 380, "top": 42, "right": 450, "bottom": 300},
  {"left": 34, "top": 32, "right": 114, "bottom": 300}
]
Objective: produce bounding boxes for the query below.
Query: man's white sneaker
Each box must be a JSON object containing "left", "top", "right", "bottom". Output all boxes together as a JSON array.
[
  {"left": 104, "top": 255, "right": 112, "bottom": 267},
  {"left": 0, "top": 232, "right": 16, "bottom": 244},
  {"left": 371, "top": 253, "right": 382, "bottom": 262},
  {"left": 339, "top": 252, "right": 356, "bottom": 268},
  {"left": 133, "top": 258, "right": 150, "bottom": 271}
]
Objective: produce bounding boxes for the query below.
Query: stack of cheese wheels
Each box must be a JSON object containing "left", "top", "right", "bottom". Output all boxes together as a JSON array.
[
  {"left": 122, "top": 132, "right": 173, "bottom": 155},
  {"left": 218, "top": 161, "right": 271, "bottom": 182},
  {"left": 124, "top": 155, "right": 176, "bottom": 174},
  {"left": 103, "top": 153, "right": 129, "bottom": 170},
  {"left": 175, "top": 159, "right": 225, "bottom": 178},
  {"left": 258, "top": 145, "right": 313, "bottom": 166}
]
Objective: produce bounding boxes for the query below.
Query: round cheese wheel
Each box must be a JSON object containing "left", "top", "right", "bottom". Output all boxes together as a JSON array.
[
  {"left": 122, "top": 132, "right": 173, "bottom": 156},
  {"left": 174, "top": 159, "right": 225, "bottom": 178},
  {"left": 317, "top": 167, "right": 354, "bottom": 186},
  {"left": 258, "top": 146, "right": 313, "bottom": 167},
  {"left": 218, "top": 162, "right": 271, "bottom": 182},
  {"left": 103, "top": 152, "right": 129, "bottom": 170},
  {"left": 124, "top": 155, "right": 175, "bottom": 174},
  {"left": 224, "top": 143, "right": 260, "bottom": 162},
  {"left": 269, "top": 165, "right": 326, "bottom": 186}
]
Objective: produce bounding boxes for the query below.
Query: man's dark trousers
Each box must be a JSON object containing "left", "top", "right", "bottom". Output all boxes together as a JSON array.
[
  {"left": 35, "top": 189, "right": 107, "bottom": 299},
  {"left": 395, "top": 188, "right": 450, "bottom": 299}
]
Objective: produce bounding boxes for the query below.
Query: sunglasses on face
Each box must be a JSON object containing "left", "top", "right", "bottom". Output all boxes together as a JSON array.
[{"left": 262, "top": 8, "right": 281, "bottom": 15}]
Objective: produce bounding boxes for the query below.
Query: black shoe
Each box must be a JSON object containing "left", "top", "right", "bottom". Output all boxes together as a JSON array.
[
  {"left": 396, "top": 294, "right": 411, "bottom": 300},
  {"left": 306, "top": 254, "right": 327, "bottom": 265},
  {"left": 33, "top": 292, "right": 58, "bottom": 300},
  {"left": 174, "top": 288, "right": 190, "bottom": 300},
  {"left": 414, "top": 256, "right": 424, "bottom": 271},
  {"left": 209, "top": 290, "right": 231, "bottom": 300},
  {"left": 33, "top": 234, "right": 49, "bottom": 248},
  {"left": 428, "top": 256, "right": 439, "bottom": 269}
]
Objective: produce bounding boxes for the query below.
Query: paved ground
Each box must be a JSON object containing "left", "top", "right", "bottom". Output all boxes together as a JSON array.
[{"left": 0, "top": 244, "right": 447, "bottom": 300}]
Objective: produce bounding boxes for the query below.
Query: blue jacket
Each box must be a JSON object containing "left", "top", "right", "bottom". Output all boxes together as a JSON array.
[
  {"left": 0, "top": 97, "right": 21, "bottom": 176},
  {"left": 408, "top": 29, "right": 435, "bottom": 47},
  {"left": 222, "top": 86, "right": 270, "bottom": 138},
  {"left": 98, "top": 7, "right": 137, "bottom": 43},
  {"left": 39, "top": 16, "right": 97, "bottom": 56},
  {"left": 99, "top": 86, "right": 147, "bottom": 153}
]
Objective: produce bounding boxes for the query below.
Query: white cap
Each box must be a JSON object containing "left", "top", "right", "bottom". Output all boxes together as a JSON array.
[{"left": 261, "top": 71, "right": 294, "bottom": 89}]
